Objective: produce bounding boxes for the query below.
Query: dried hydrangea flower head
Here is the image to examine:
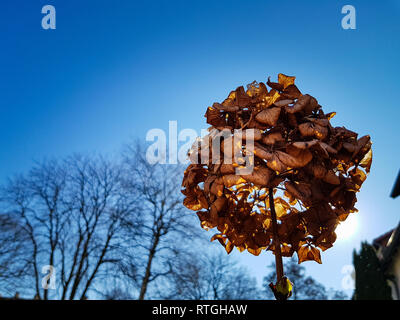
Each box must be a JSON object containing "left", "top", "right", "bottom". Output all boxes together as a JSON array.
[{"left": 181, "top": 74, "right": 372, "bottom": 266}]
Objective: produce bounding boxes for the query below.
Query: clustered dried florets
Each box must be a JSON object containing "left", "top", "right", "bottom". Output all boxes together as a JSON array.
[{"left": 181, "top": 74, "right": 372, "bottom": 264}]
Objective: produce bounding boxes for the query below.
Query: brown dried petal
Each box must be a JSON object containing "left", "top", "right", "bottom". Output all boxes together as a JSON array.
[
  {"left": 267, "top": 153, "right": 288, "bottom": 173},
  {"left": 234, "top": 129, "right": 262, "bottom": 141},
  {"left": 212, "top": 102, "right": 239, "bottom": 112},
  {"left": 220, "top": 164, "right": 236, "bottom": 175},
  {"left": 255, "top": 107, "right": 281, "bottom": 126},
  {"left": 278, "top": 73, "right": 296, "bottom": 89},
  {"left": 323, "top": 170, "right": 340, "bottom": 185},
  {"left": 359, "top": 148, "right": 372, "bottom": 173},
  {"left": 241, "top": 166, "right": 275, "bottom": 187},
  {"left": 299, "top": 122, "right": 328, "bottom": 140},
  {"left": 274, "top": 99, "right": 293, "bottom": 107},
  {"left": 282, "top": 84, "right": 302, "bottom": 99},
  {"left": 297, "top": 245, "right": 322, "bottom": 264},
  {"left": 286, "top": 94, "right": 311, "bottom": 114},
  {"left": 262, "top": 132, "right": 285, "bottom": 145},
  {"left": 222, "top": 174, "right": 246, "bottom": 188}
]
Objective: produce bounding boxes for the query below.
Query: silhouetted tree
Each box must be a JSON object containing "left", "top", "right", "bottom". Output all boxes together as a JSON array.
[{"left": 353, "top": 242, "right": 392, "bottom": 300}]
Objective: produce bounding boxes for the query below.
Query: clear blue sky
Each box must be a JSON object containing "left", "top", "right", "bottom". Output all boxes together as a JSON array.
[{"left": 1, "top": 0, "right": 400, "bottom": 295}]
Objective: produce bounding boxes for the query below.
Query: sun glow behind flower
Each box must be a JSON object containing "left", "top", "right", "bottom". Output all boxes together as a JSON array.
[{"left": 335, "top": 213, "right": 359, "bottom": 241}]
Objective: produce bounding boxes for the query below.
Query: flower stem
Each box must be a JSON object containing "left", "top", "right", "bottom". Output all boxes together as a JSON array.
[{"left": 269, "top": 187, "right": 284, "bottom": 282}]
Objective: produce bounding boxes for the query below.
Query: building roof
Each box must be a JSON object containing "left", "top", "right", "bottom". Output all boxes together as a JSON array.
[
  {"left": 373, "top": 229, "right": 395, "bottom": 249},
  {"left": 373, "top": 222, "right": 400, "bottom": 270},
  {"left": 390, "top": 170, "right": 400, "bottom": 198}
]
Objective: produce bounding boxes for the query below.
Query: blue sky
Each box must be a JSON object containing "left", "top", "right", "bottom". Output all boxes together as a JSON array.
[{"left": 1, "top": 0, "right": 400, "bottom": 295}]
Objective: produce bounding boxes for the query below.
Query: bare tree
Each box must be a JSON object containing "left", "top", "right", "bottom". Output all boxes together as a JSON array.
[
  {"left": 0, "top": 155, "right": 139, "bottom": 299},
  {"left": 0, "top": 144, "right": 262, "bottom": 300},
  {"left": 101, "top": 287, "right": 133, "bottom": 300},
  {"left": 162, "top": 248, "right": 260, "bottom": 300},
  {"left": 0, "top": 146, "right": 262, "bottom": 300},
  {"left": 0, "top": 171, "right": 55, "bottom": 298},
  {"left": 263, "top": 256, "right": 348, "bottom": 300},
  {"left": 0, "top": 210, "right": 30, "bottom": 294},
  {"left": 119, "top": 142, "right": 199, "bottom": 300}
]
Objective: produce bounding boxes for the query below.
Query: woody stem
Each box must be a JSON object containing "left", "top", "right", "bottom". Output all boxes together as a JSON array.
[{"left": 269, "top": 187, "right": 284, "bottom": 282}]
